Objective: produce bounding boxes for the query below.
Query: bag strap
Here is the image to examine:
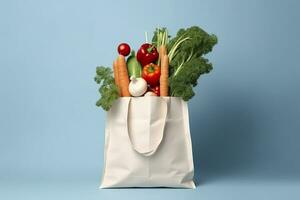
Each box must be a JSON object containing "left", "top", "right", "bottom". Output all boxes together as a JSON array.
[{"left": 125, "top": 97, "right": 168, "bottom": 157}]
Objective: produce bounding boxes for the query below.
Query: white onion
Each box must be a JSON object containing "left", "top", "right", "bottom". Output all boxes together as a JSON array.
[{"left": 129, "top": 76, "right": 147, "bottom": 97}]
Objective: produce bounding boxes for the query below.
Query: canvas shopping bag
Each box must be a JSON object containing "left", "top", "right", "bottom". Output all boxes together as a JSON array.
[{"left": 100, "top": 97, "right": 195, "bottom": 188}]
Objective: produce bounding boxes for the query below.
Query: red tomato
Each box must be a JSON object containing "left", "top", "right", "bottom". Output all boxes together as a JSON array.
[
  {"left": 117, "top": 43, "right": 131, "bottom": 56},
  {"left": 142, "top": 63, "right": 161, "bottom": 87}
]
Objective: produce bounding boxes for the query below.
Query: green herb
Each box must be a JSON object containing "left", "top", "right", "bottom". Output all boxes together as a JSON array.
[
  {"left": 152, "top": 27, "right": 169, "bottom": 49},
  {"left": 167, "top": 26, "right": 217, "bottom": 101},
  {"left": 94, "top": 66, "right": 119, "bottom": 111}
]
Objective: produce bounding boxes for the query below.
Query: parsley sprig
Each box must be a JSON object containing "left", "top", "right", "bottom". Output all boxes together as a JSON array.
[{"left": 94, "top": 66, "right": 119, "bottom": 111}]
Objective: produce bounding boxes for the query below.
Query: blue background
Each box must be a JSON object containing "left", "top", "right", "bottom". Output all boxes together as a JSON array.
[{"left": 1, "top": 0, "right": 300, "bottom": 199}]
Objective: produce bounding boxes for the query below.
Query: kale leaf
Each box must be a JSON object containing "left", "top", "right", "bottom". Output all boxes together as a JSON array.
[
  {"left": 94, "top": 66, "right": 119, "bottom": 111},
  {"left": 168, "top": 26, "right": 217, "bottom": 101}
]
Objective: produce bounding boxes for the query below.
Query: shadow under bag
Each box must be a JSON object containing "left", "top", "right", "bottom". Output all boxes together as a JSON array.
[{"left": 100, "top": 97, "right": 195, "bottom": 188}]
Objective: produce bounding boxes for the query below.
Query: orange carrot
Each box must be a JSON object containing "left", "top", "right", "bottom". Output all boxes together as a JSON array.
[
  {"left": 159, "top": 45, "right": 167, "bottom": 66},
  {"left": 113, "top": 59, "right": 120, "bottom": 94},
  {"left": 160, "top": 55, "right": 169, "bottom": 96},
  {"left": 117, "top": 55, "right": 130, "bottom": 97}
]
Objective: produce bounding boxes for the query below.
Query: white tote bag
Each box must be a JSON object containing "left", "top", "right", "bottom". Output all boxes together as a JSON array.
[{"left": 100, "top": 97, "right": 195, "bottom": 188}]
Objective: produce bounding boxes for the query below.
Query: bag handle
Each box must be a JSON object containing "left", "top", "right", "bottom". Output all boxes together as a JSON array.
[{"left": 125, "top": 97, "right": 168, "bottom": 157}]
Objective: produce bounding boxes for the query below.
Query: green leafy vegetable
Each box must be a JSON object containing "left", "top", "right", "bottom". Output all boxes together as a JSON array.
[
  {"left": 94, "top": 66, "right": 119, "bottom": 111},
  {"left": 167, "top": 26, "right": 217, "bottom": 101}
]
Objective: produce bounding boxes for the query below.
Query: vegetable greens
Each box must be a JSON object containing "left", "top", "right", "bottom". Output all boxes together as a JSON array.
[
  {"left": 94, "top": 66, "right": 119, "bottom": 111},
  {"left": 152, "top": 27, "right": 170, "bottom": 49},
  {"left": 167, "top": 26, "right": 217, "bottom": 101}
]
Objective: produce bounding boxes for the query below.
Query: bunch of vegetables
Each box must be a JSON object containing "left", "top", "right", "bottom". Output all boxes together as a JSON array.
[{"left": 95, "top": 26, "right": 217, "bottom": 111}]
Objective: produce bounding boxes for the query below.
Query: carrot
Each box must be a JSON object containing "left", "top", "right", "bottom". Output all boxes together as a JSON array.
[
  {"left": 158, "top": 45, "right": 167, "bottom": 66},
  {"left": 160, "top": 55, "right": 169, "bottom": 96},
  {"left": 113, "top": 59, "right": 120, "bottom": 94},
  {"left": 117, "top": 55, "right": 130, "bottom": 97}
]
